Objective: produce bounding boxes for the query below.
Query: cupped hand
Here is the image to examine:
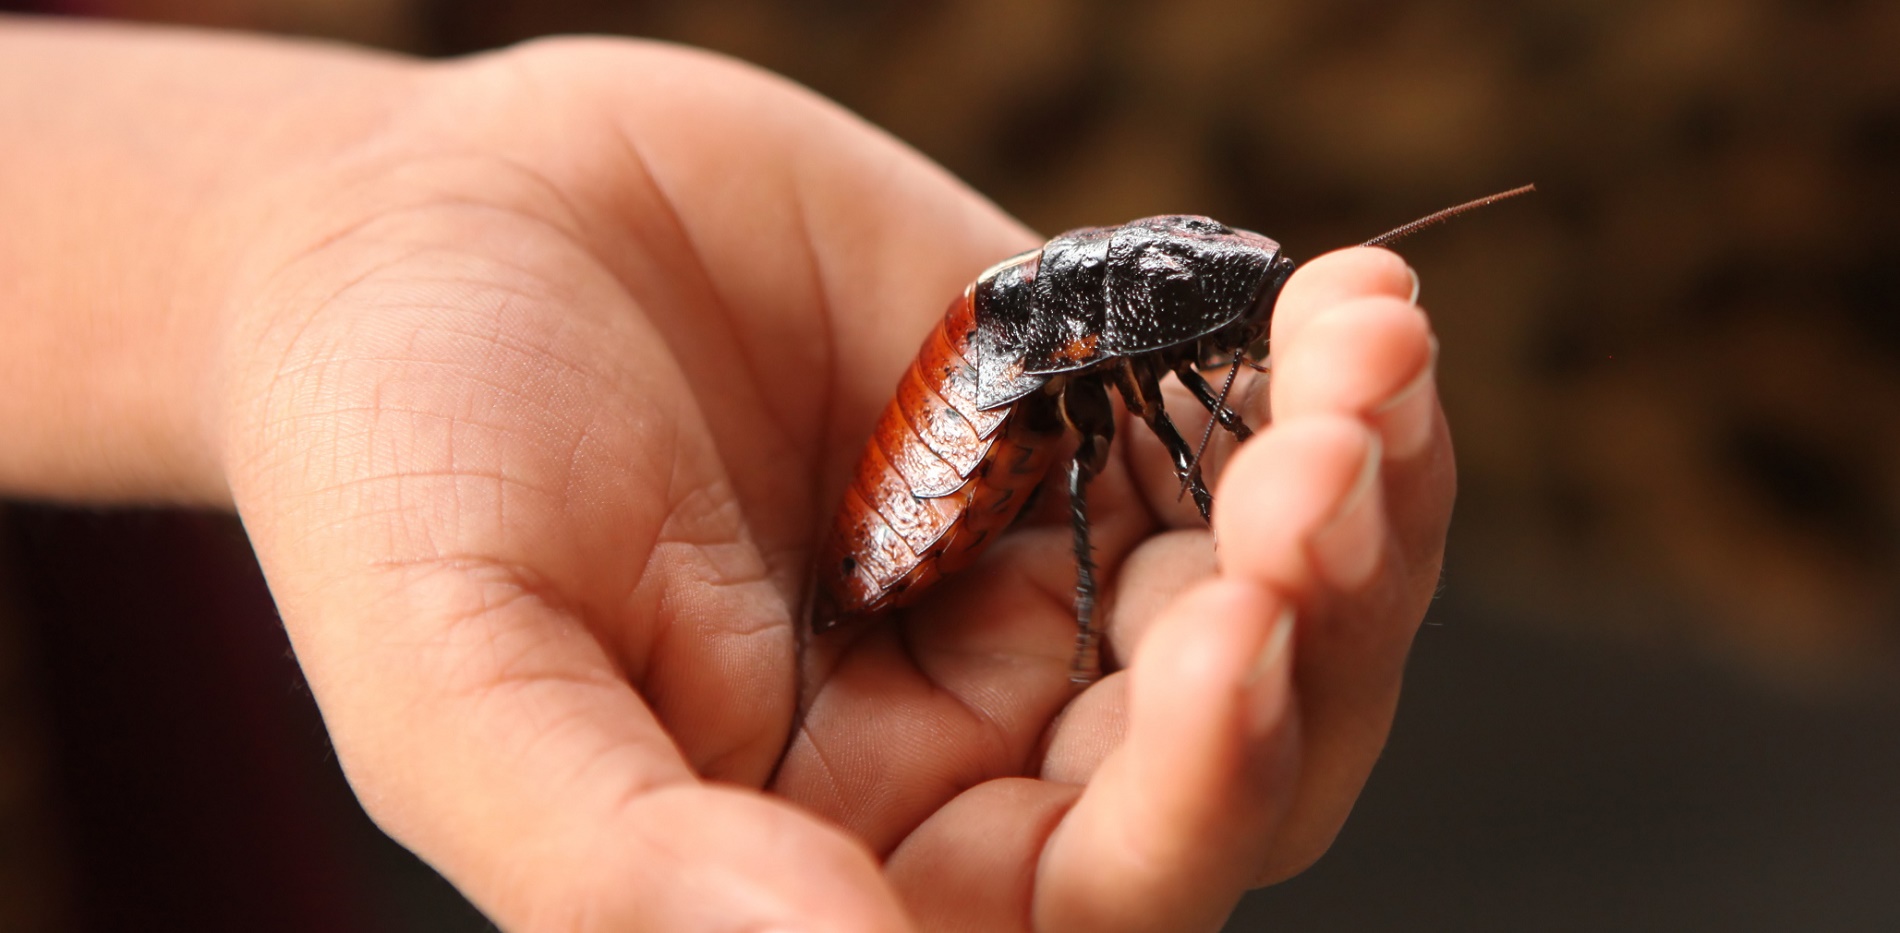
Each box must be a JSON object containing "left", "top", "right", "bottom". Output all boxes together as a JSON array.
[{"left": 212, "top": 38, "right": 1451, "bottom": 933}]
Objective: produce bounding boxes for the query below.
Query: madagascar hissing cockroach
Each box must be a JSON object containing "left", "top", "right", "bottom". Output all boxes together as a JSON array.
[{"left": 810, "top": 187, "right": 1534, "bottom": 684}]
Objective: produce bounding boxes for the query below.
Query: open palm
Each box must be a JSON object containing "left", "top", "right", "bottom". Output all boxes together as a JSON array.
[{"left": 215, "top": 39, "right": 1450, "bottom": 933}]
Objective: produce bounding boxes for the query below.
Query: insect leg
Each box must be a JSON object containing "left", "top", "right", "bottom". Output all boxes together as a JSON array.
[
  {"left": 1174, "top": 361, "right": 1255, "bottom": 441},
  {"left": 1059, "top": 379, "right": 1115, "bottom": 685},
  {"left": 1112, "top": 362, "right": 1216, "bottom": 522}
]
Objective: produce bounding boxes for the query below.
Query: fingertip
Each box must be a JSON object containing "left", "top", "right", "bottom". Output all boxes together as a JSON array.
[
  {"left": 1136, "top": 578, "right": 1276, "bottom": 692},
  {"left": 888, "top": 777, "right": 1080, "bottom": 930},
  {"left": 1212, "top": 415, "right": 1383, "bottom": 596},
  {"left": 1271, "top": 246, "right": 1417, "bottom": 346},
  {"left": 1124, "top": 576, "right": 1296, "bottom": 831},
  {"left": 1267, "top": 297, "right": 1438, "bottom": 463},
  {"left": 1106, "top": 528, "right": 1217, "bottom": 658},
  {"left": 1143, "top": 581, "right": 1299, "bottom": 744},
  {"left": 1369, "top": 334, "right": 1440, "bottom": 462},
  {"left": 1243, "top": 603, "right": 1297, "bottom": 740},
  {"left": 1033, "top": 577, "right": 1299, "bottom": 931},
  {"left": 1306, "top": 430, "right": 1386, "bottom": 591}
]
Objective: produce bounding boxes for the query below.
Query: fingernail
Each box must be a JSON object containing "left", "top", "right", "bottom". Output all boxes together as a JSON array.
[
  {"left": 1370, "top": 335, "right": 1439, "bottom": 461},
  {"left": 1308, "top": 433, "right": 1384, "bottom": 590},
  {"left": 1246, "top": 605, "right": 1296, "bottom": 736},
  {"left": 1406, "top": 265, "right": 1422, "bottom": 304}
]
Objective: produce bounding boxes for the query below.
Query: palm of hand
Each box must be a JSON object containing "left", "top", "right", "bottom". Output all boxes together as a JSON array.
[{"left": 220, "top": 40, "right": 1447, "bottom": 933}]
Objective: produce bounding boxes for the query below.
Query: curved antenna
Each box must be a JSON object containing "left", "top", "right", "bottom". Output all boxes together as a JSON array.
[
  {"left": 1173, "top": 185, "right": 1533, "bottom": 501},
  {"left": 1363, "top": 184, "right": 1536, "bottom": 248}
]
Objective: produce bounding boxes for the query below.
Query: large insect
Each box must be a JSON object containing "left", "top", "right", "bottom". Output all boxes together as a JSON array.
[{"left": 810, "top": 189, "right": 1531, "bottom": 683}]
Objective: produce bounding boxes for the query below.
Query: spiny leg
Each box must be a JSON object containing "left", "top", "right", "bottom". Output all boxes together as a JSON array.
[
  {"left": 1112, "top": 362, "right": 1215, "bottom": 522},
  {"left": 1065, "top": 458, "right": 1103, "bottom": 685},
  {"left": 1175, "top": 361, "right": 1255, "bottom": 442},
  {"left": 1059, "top": 379, "right": 1115, "bottom": 685},
  {"left": 1171, "top": 354, "right": 1256, "bottom": 501}
]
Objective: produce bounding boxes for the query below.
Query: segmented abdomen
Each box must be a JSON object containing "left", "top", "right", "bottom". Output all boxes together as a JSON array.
[{"left": 811, "top": 285, "right": 1064, "bottom": 629}]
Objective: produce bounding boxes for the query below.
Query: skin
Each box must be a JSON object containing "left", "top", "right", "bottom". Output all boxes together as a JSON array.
[{"left": 1, "top": 17, "right": 1453, "bottom": 933}]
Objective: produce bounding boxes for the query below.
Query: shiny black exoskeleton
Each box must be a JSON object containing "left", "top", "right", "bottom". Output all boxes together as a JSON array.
[
  {"left": 965, "top": 215, "right": 1296, "bottom": 678},
  {"left": 967, "top": 215, "right": 1296, "bottom": 411}
]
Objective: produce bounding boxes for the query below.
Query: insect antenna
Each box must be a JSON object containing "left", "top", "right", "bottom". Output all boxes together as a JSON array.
[
  {"left": 1178, "top": 348, "right": 1247, "bottom": 501},
  {"left": 1172, "top": 184, "right": 1531, "bottom": 503},
  {"left": 1362, "top": 183, "right": 1536, "bottom": 248}
]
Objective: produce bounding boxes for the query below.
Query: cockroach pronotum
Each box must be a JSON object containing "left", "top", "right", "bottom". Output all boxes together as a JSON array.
[{"left": 810, "top": 186, "right": 1534, "bottom": 683}]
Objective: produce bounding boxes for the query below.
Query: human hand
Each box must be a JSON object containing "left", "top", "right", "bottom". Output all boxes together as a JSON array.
[
  {"left": 806, "top": 242, "right": 1446, "bottom": 932},
  {"left": 3, "top": 23, "right": 1449, "bottom": 932}
]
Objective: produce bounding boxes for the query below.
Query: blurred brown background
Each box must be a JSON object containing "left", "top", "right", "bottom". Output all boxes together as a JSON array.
[{"left": 2, "top": 0, "right": 1897, "bottom": 930}]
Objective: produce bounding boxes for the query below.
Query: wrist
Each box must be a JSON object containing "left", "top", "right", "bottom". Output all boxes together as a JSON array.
[{"left": 0, "top": 17, "right": 423, "bottom": 504}]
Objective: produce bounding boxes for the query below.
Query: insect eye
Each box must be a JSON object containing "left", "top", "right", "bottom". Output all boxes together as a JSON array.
[{"left": 841, "top": 556, "right": 858, "bottom": 574}]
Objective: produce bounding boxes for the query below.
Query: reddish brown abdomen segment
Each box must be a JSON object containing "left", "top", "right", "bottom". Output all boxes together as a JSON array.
[{"left": 811, "top": 285, "right": 1064, "bottom": 630}]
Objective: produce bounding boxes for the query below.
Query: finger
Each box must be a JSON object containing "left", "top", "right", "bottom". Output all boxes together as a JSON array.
[
  {"left": 885, "top": 777, "right": 1081, "bottom": 932},
  {"left": 1211, "top": 416, "right": 1424, "bottom": 883},
  {"left": 1242, "top": 283, "right": 1455, "bottom": 883},
  {"left": 1115, "top": 247, "right": 1413, "bottom": 532},
  {"left": 1268, "top": 246, "right": 1416, "bottom": 350},
  {"left": 1268, "top": 293, "right": 1451, "bottom": 569},
  {"left": 267, "top": 565, "right": 910, "bottom": 933},
  {"left": 1211, "top": 417, "right": 1385, "bottom": 597},
  {"left": 1039, "top": 671, "right": 1129, "bottom": 785},
  {"left": 1272, "top": 297, "right": 1434, "bottom": 456},
  {"left": 1034, "top": 579, "right": 1299, "bottom": 933},
  {"left": 1103, "top": 528, "right": 1215, "bottom": 665}
]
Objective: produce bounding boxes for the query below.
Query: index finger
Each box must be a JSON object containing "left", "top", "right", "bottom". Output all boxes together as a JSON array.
[{"left": 1269, "top": 247, "right": 1418, "bottom": 349}]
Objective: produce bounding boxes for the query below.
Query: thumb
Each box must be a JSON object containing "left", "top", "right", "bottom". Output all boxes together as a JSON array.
[{"left": 261, "top": 561, "right": 911, "bottom": 932}]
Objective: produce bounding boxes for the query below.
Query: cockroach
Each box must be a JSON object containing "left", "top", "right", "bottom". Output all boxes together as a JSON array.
[{"left": 810, "top": 186, "right": 1534, "bottom": 683}]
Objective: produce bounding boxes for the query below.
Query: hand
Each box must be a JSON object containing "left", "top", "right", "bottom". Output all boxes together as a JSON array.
[
  {"left": 3, "top": 24, "right": 1450, "bottom": 932},
  {"left": 809, "top": 244, "right": 1444, "bottom": 932}
]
